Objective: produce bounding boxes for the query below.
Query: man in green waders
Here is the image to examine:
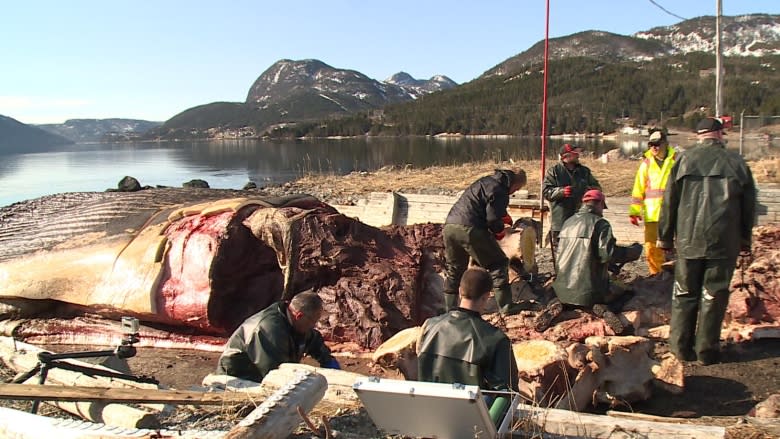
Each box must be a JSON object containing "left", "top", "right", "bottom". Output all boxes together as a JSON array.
[
  {"left": 533, "top": 189, "right": 642, "bottom": 334},
  {"left": 442, "top": 168, "right": 529, "bottom": 315},
  {"left": 658, "top": 117, "right": 756, "bottom": 365}
]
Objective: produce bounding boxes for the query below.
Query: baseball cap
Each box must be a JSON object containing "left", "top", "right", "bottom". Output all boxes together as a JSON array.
[
  {"left": 559, "top": 143, "right": 582, "bottom": 156},
  {"left": 582, "top": 189, "right": 605, "bottom": 203},
  {"left": 696, "top": 117, "right": 724, "bottom": 134},
  {"left": 648, "top": 131, "right": 665, "bottom": 143}
]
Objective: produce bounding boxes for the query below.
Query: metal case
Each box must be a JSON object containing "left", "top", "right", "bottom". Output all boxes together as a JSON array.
[{"left": 353, "top": 377, "right": 516, "bottom": 439}]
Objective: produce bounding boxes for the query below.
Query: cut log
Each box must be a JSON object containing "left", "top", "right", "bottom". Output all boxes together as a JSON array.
[
  {"left": 511, "top": 339, "right": 571, "bottom": 406},
  {"left": 371, "top": 326, "right": 421, "bottom": 380},
  {"left": 225, "top": 369, "right": 327, "bottom": 439},
  {"left": 203, "top": 362, "right": 366, "bottom": 407},
  {"left": 0, "top": 336, "right": 164, "bottom": 428},
  {"left": 584, "top": 336, "right": 658, "bottom": 405},
  {"left": 514, "top": 402, "right": 726, "bottom": 438}
]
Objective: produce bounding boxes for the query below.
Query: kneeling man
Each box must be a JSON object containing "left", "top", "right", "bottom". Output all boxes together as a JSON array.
[
  {"left": 535, "top": 190, "right": 641, "bottom": 334},
  {"left": 217, "top": 291, "right": 340, "bottom": 382}
]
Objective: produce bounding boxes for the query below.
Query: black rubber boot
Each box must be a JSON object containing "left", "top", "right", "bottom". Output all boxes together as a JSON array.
[
  {"left": 533, "top": 300, "right": 563, "bottom": 332},
  {"left": 494, "top": 286, "right": 528, "bottom": 316},
  {"left": 592, "top": 304, "right": 624, "bottom": 335}
]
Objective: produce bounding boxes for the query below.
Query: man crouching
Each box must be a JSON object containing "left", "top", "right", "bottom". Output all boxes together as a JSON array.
[
  {"left": 216, "top": 291, "right": 340, "bottom": 382},
  {"left": 534, "top": 190, "right": 642, "bottom": 334}
]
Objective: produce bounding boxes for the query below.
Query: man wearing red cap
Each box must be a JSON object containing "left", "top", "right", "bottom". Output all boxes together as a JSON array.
[
  {"left": 534, "top": 189, "right": 642, "bottom": 333},
  {"left": 543, "top": 144, "right": 601, "bottom": 248},
  {"left": 657, "top": 117, "right": 756, "bottom": 366}
]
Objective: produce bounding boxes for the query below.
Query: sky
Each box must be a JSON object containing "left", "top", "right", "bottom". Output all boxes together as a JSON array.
[{"left": 2, "top": 1, "right": 779, "bottom": 125}]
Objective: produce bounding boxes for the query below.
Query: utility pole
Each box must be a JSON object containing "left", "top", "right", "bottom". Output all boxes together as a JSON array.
[{"left": 715, "top": 0, "right": 724, "bottom": 117}]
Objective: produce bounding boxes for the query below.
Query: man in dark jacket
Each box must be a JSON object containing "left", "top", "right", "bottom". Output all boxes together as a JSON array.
[
  {"left": 216, "top": 291, "right": 340, "bottom": 382},
  {"left": 418, "top": 267, "right": 519, "bottom": 392},
  {"left": 543, "top": 144, "right": 601, "bottom": 248},
  {"left": 658, "top": 117, "right": 756, "bottom": 366},
  {"left": 443, "top": 168, "right": 528, "bottom": 315},
  {"left": 534, "top": 190, "right": 641, "bottom": 334}
]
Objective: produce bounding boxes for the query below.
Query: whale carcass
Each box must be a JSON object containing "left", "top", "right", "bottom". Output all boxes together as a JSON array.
[{"left": 0, "top": 189, "right": 445, "bottom": 348}]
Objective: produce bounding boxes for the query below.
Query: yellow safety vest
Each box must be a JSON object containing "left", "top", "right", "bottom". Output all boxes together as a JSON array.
[{"left": 629, "top": 146, "right": 676, "bottom": 222}]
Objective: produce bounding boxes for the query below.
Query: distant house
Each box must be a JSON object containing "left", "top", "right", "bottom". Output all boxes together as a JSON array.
[{"left": 620, "top": 126, "right": 643, "bottom": 135}]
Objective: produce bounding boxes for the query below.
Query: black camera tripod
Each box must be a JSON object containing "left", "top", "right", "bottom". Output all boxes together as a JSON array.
[{"left": 12, "top": 323, "right": 159, "bottom": 414}]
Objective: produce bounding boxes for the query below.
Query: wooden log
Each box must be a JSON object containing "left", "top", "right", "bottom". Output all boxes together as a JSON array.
[
  {"left": 514, "top": 403, "right": 726, "bottom": 438},
  {"left": 203, "top": 362, "right": 366, "bottom": 407},
  {"left": 511, "top": 339, "right": 571, "bottom": 406},
  {"left": 584, "top": 336, "right": 659, "bottom": 404},
  {"left": 371, "top": 326, "right": 421, "bottom": 380},
  {"left": 225, "top": 369, "right": 327, "bottom": 439},
  {"left": 0, "top": 336, "right": 163, "bottom": 428},
  {"left": 0, "top": 383, "right": 261, "bottom": 405}
]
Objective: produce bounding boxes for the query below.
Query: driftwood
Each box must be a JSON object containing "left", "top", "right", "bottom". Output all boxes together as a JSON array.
[
  {"left": 0, "top": 337, "right": 164, "bottom": 428},
  {"left": 225, "top": 369, "right": 327, "bottom": 439},
  {"left": 203, "top": 362, "right": 365, "bottom": 407},
  {"left": 515, "top": 402, "right": 726, "bottom": 438}
]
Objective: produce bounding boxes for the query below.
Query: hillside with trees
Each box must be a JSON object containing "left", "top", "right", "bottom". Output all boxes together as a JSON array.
[{"left": 268, "top": 53, "right": 780, "bottom": 138}]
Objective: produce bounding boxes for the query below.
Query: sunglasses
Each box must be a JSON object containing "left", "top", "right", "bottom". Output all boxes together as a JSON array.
[{"left": 648, "top": 142, "right": 662, "bottom": 148}]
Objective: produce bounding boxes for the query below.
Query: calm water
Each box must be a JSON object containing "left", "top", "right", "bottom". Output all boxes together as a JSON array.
[{"left": 0, "top": 136, "right": 775, "bottom": 207}]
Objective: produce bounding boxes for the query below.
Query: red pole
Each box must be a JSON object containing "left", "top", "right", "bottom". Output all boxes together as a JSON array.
[{"left": 539, "top": 0, "right": 550, "bottom": 228}]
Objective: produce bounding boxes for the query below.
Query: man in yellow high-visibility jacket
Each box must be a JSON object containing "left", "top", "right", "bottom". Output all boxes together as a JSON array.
[{"left": 628, "top": 129, "right": 676, "bottom": 275}]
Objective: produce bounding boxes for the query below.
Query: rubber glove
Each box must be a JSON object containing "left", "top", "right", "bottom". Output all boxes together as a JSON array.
[
  {"left": 321, "top": 358, "right": 341, "bottom": 369},
  {"left": 629, "top": 216, "right": 641, "bottom": 226},
  {"left": 562, "top": 186, "right": 572, "bottom": 198}
]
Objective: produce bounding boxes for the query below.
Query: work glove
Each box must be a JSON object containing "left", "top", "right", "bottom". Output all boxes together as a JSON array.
[
  {"left": 321, "top": 358, "right": 341, "bottom": 370},
  {"left": 629, "top": 216, "right": 641, "bottom": 226},
  {"left": 562, "top": 186, "right": 572, "bottom": 198},
  {"left": 502, "top": 214, "right": 513, "bottom": 226}
]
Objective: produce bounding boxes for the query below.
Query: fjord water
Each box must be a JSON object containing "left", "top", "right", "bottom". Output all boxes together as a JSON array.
[{"left": 0, "top": 136, "right": 773, "bottom": 208}]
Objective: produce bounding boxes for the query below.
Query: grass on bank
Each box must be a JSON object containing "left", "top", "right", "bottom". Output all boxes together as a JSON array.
[{"left": 294, "top": 157, "right": 779, "bottom": 199}]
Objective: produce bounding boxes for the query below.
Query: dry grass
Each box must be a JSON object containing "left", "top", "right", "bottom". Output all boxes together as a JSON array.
[{"left": 293, "top": 157, "right": 779, "bottom": 200}]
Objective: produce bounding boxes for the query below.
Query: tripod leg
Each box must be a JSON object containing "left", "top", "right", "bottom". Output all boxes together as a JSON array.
[
  {"left": 30, "top": 363, "right": 51, "bottom": 414},
  {"left": 11, "top": 364, "right": 41, "bottom": 384}
]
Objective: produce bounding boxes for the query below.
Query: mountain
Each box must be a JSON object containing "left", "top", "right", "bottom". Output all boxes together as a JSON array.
[
  {"left": 484, "top": 14, "right": 780, "bottom": 77},
  {"left": 384, "top": 72, "right": 458, "bottom": 98},
  {"left": 149, "top": 60, "right": 456, "bottom": 139},
  {"left": 0, "top": 115, "right": 73, "bottom": 153},
  {"left": 280, "top": 13, "right": 780, "bottom": 138},
  {"left": 37, "top": 118, "right": 162, "bottom": 143},
  {"left": 636, "top": 13, "right": 780, "bottom": 57}
]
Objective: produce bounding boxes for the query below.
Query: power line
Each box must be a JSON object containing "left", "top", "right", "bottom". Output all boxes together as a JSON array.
[{"left": 647, "top": 0, "right": 688, "bottom": 21}]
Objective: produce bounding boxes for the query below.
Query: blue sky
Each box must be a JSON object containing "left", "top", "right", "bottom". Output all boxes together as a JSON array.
[{"left": 2, "top": 1, "right": 778, "bottom": 124}]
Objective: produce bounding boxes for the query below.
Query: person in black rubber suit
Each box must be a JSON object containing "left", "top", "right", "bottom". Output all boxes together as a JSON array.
[
  {"left": 418, "top": 267, "right": 519, "bottom": 392},
  {"left": 216, "top": 291, "right": 340, "bottom": 382},
  {"left": 442, "top": 168, "right": 528, "bottom": 315},
  {"left": 542, "top": 144, "right": 602, "bottom": 249},
  {"left": 534, "top": 189, "right": 642, "bottom": 334},
  {"left": 658, "top": 117, "right": 756, "bottom": 366}
]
